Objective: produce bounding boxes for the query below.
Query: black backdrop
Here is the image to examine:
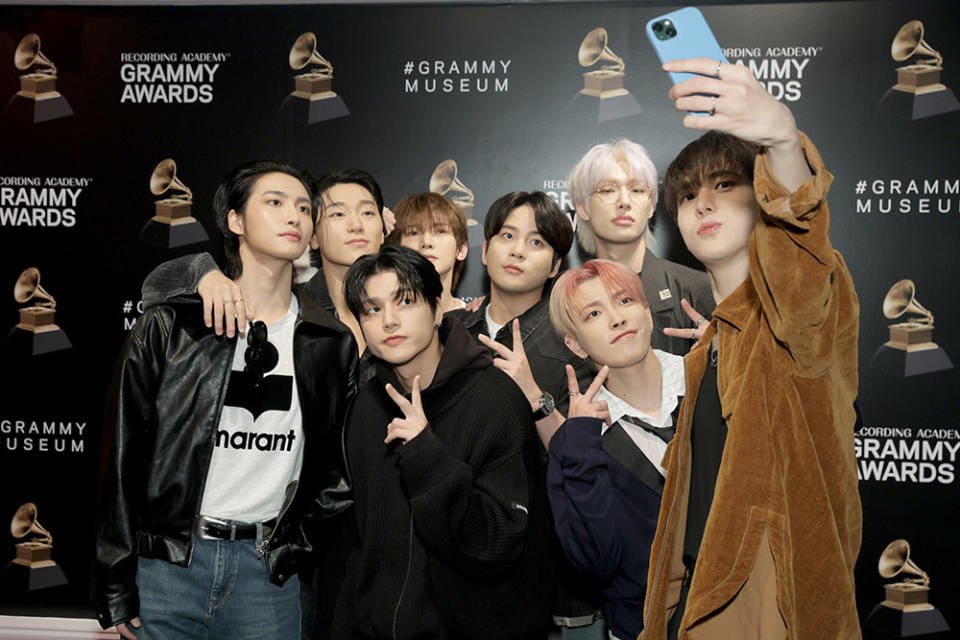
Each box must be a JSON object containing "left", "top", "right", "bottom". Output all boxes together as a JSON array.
[{"left": 1, "top": 0, "right": 958, "bottom": 630}]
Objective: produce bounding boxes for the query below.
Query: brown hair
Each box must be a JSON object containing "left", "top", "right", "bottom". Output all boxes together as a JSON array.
[
  {"left": 388, "top": 192, "right": 469, "bottom": 289},
  {"left": 662, "top": 131, "right": 761, "bottom": 221}
]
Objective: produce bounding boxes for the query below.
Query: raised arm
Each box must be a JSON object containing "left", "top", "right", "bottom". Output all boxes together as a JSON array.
[
  {"left": 666, "top": 58, "right": 855, "bottom": 367},
  {"left": 141, "top": 252, "right": 251, "bottom": 337}
]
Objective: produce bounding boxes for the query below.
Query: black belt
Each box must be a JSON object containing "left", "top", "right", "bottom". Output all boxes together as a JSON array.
[{"left": 196, "top": 515, "right": 276, "bottom": 541}]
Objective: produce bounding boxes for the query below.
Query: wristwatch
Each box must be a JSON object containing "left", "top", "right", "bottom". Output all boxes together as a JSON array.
[{"left": 532, "top": 391, "right": 555, "bottom": 420}]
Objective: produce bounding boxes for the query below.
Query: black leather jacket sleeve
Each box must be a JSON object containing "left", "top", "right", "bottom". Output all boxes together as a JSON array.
[
  {"left": 140, "top": 252, "right": 218, "bottom": 308},
  {"left": 94, "top": 307, "right": 170, "bottom": 629}
]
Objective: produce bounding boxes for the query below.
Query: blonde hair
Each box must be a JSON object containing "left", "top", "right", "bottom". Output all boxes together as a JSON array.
[{"left": 567, "top": 139, "right": 659, "bottom": 254}]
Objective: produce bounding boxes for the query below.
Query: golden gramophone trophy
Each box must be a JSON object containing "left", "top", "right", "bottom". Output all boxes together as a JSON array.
[
  {"left": 863, "top": 540, "right": 950, "bottom": 638},
  {"left": 140, "top": 158, "right": 209, "bottom": 249},
  {"left": 5, "top": 33, "right": 73, "bottom": 123},
  {"left": 869, "top": 279, "right": 952, "bottom": 376},
  {"left": 572, "top": 27, "right": 641, "bottom": 122},
  {"left": 280, "top": 32, "right": 349, "bottom": 124},
  {"left": 877, "top": 20, "right": 959, "bottom": 120},
  {"left": 1, "top": 503, "right": 68, "bottom": 591},
  {"left": 4, "top": 267, "right": 72, "bottom": 355}
]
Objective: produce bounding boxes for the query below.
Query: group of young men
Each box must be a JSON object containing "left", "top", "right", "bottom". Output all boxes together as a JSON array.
[{"left": 95, "top": 58, "right": 862, "bottom": 640}]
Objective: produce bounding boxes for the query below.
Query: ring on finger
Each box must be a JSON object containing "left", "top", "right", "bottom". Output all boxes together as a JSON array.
[
  {"left": 709, "top": 96, "right": 718, "bottom": 117},
  {"left": 690, "top": 328, "right": 697, "bottom": 339},
  {"left": 697, "top": 316, "right": 708, "bottom": 326},
  {"left": 223, "top": 298, "right": 234, "bottom": 304},
  {"left": 714, "top": 61, "right": 722, "bottom": 78}
]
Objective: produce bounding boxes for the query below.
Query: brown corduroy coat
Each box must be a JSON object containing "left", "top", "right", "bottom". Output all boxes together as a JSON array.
[{"left": 641, "top": 134, "right": 862, "bottom": 640}]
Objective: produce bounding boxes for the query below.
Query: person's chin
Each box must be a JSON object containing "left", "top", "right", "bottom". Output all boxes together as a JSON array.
[
  {"left": 366, "top": 344, "right": 396, "bottom": 362},
  {"left": 493, "top": 277, "right": 535, "bottom": 294},
  {"left": 601, "top": 225, "right": 644, "bottom": 242}
]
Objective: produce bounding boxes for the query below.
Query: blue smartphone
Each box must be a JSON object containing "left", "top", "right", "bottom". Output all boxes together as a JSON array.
[{"left": 645, "top": 7, "right": 728, "bottom": 88}]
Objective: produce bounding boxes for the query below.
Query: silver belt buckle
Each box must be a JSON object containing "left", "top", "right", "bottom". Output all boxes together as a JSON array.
[{"left": 197, "top": 514, "right": 234, "bottom": 541}]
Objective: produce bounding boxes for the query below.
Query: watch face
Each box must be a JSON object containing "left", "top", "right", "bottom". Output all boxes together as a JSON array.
[{"left": 541, "top": 392, "right": 555, "bottom": 414}]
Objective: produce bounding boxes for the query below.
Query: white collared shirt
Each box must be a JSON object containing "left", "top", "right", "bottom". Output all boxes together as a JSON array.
[{"left": 595, "top": 349, "right": 685, "bottom": 476}]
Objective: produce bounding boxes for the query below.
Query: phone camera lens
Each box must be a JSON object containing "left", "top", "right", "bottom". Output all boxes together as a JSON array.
[
  {"left": 653, "top": 22, "right": 663, "bottom": 33},
  {"left": 665, "top": 27, "right": 677, "bottom": 37}
]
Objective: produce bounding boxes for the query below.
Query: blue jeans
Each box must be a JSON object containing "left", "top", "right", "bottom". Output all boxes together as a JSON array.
[{"left": 135, "top": 535, "right": 300, "bottom": 639}]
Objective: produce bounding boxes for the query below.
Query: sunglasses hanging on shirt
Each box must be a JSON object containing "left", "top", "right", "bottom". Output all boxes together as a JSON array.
[{"left": 244, "top": 320, "right": 279, "bottom": 390}]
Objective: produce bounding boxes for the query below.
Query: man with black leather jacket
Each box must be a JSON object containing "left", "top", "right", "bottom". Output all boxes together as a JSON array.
[{"left": 94, "top": 161, "right": 357, "bottom": 639}]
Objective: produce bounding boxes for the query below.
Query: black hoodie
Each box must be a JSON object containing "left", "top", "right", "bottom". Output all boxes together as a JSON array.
[{"left": 333, "top": 317, "right": 553, "bottom": 640}]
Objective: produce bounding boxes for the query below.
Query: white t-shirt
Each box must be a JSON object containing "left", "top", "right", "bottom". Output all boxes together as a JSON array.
[
  {"left": 484, "top": 305, "right": 506, "bottom": 339},
  {"left": 199, "top": 297, "right": 303, "bottom": 523}
]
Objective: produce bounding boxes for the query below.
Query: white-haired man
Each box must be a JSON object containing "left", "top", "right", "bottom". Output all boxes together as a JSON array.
[{"left": 568, "top": 139, "right": 714, "bottom": 355}]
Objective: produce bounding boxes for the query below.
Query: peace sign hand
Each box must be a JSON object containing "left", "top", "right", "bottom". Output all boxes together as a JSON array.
[
  {"left": 566, "top": 364, "right": 611, "bottom": 426},
  {"left": 478, "top": 319, "right": 541, "bottom": 411},
  {"left": 384, "top": 375, "right": 428, "bottom": 445},
  {"left": 662, "top": 298, "right": 710, "bottom": 348}
]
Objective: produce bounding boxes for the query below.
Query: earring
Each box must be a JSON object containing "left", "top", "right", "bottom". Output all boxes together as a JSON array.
[{"left": 433, "top": 322, "right": 442, "bottom": 329}]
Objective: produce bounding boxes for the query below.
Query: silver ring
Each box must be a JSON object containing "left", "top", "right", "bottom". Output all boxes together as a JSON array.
[
  {"left": 223, "top": 298, "right": 234, "bottom": 304},
  {"left": 714, "top": 61, "right": 722, "bottom": 78},
  {"left": 235, "top": 297, "right": 244, "bottom": 303},
  {"left": 709, "top": 96, "right": 717, "bottom": 117},
  {"left": 570, "top": 391, "right": 580, "bottom": 397},
  {"left": 697, "top": 316, "right": 708, "bottom": 326},
  {"left": 690, "top": 328, "right": 697, "bottom": 339}
]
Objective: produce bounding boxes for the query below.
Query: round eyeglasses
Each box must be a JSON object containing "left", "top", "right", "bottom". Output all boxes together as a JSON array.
[{"left": 592, "top": 184, "right": 652, "bottom": 205}]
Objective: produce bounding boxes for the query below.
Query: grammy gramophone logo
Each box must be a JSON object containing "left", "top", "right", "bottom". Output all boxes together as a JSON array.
[
  {"left": 1, "top": 503, "right": 68, "bottom": 591},
  {"left": 572, "top": 27, "right": 641, "bottom": 122},
  {"left": 140, "top": 158, "right": 209, "bottom": 249},
  {"left": 3, "top": 267, "right": 71, "bottom": 356},
  {"left": 429, "top": 159, "right": 477, "bottom": 225},
  {"left": 863, "top": 539, "right": 950, "bottom": 638},
  {"left": 428, "top": 159, "right": 484, "bottom": 247},
  {"left": 869, "top": 279, "right": 953, "bottom": 377},
  {"left": 877, "top": 20, "right": 960, "bottom": 120},
  {"left": 5, "top": 33, "right": 73, "bottom": 123},
  {"left": 279, "top": 32, "right": 349, "bottom": 124}
]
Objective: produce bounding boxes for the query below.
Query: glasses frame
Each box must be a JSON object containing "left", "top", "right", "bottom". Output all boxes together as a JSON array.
[{"left": 591, "top": 183, "right": 652, "bottom": 206}]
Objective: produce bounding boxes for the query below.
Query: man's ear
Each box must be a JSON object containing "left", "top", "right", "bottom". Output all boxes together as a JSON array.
[
  {"left": 563, "top": 334, "right": 588, "bottom": 359},
  {"left": 548, "top": 256, "right": 562, "bottom": 280},
  {"left": 575, "top": 202, "right": 590, "bottom": 223},
  {"left": 309, "top": 227, "right": 321, "bottom": 250},
  {"left": 228, "top": 210, "right": 244, "bottom": 236},
  {"left": 480, "top": 241, "right": 488, "bottom": 267},
  {"left": 456, "top": 243, "right": 468, "bottom": 262},
  {"left": 639, "top": 198, "right": 655, "bottom": 226}
]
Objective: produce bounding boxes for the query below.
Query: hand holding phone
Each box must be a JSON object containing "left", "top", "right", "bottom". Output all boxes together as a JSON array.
[{"left": 646, "top": 7, "right": 727, "bottom": 115}]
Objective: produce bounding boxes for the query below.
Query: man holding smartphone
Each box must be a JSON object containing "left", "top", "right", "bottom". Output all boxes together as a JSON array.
[{"left": 641, "top": 59, "right": 861, "bottom": 640}]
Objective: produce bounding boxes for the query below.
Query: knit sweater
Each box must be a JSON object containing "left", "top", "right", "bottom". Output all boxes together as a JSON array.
[{"left": 333, "top": 317, "right": 552, "bottom": 640}]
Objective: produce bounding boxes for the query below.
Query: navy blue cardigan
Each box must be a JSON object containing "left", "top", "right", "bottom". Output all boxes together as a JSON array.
[{"left": 547, "top": 416, "right": 664, "bottom": 640}]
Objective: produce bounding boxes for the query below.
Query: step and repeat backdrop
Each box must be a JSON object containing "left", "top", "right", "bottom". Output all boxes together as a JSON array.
[{"left": 1, "top": 0, "right": 958, "bottom": 632}]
